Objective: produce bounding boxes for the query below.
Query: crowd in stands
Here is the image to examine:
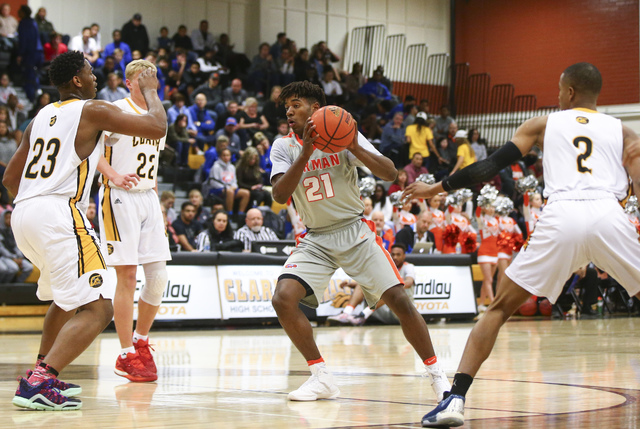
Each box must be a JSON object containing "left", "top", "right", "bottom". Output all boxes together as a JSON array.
[{"left": 0, "top": 7, "right": 636, "bottom": 319}]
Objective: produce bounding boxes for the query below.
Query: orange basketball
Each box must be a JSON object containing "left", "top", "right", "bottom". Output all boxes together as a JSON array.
[
  {"left": 538, "top": 298, "right": 553, "bottom": 317},
  {"left": 311, "top": 106, "right": 357, "bottom": 153},
  {"left": 518, "top": 296, "right": 538, "bottom": 316}
]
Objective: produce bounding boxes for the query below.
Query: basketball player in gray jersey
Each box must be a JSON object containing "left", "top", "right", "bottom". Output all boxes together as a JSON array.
[{"left": 270, "top": 81, "right": 450, "bottom": 403}]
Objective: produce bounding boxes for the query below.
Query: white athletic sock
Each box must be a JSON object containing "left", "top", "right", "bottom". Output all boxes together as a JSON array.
[
  {"left": 343, "top": 305, "right": 355, "bottom": 315},
  {"left": 362, "top": 307, "right": 374, "bottom": 319},
  {"left": 133, "top": 331, "right": 149, "bottom": 343},
  {"left": 120, "top": 346, "right": 136, "bottom": 358}
]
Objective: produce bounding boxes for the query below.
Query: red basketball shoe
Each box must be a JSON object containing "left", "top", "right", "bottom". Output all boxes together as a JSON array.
[
  {"left": 115, "top": 353, "right": 157, "bottom": 382},
  {"left": 134, "top": 338, "right": 157, "bottom": 374}
]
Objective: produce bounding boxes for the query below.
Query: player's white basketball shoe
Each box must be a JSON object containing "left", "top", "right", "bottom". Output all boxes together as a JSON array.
[
  {"left": 426, "top": 365, "right": 451, "bottom": 403},
  {"left": 288, "top": 364, "right": 340, "bottom": 401}
]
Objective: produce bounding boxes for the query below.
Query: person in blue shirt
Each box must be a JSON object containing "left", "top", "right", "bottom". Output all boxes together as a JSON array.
[
  {"left": 102, "top": 29, "right": 132, "bottom": 65},
  {"left": 17, "top": 5, "right": 43, "bottom": 102},
  {"left": 188, "top": 93, "right": 216, "bottom": 150},
  {"left": 379, "top": 112, "right": 406, "bottom": 167},
  {"left": 167, "top": 93, "right": 198, "bottom": 137},
  {"left": 358, "top": 69, "right": 392, "bottom": 101}
]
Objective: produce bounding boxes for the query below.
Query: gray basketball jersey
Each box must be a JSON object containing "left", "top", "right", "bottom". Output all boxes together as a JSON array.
[{"left": 271, "top": 131, "right": 381, "bottom": 231}]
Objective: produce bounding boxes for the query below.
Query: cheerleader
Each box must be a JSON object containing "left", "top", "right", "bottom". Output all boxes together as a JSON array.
[
  {"left": 496, "top": 198, "right": 523, "bottom": 289},
  {"left": 443, "top": 203, "right": 477, "bottom": 254},
  {"left": 475, "top": 203, "right": 499, "bottom": 310},
  {"left": 426, "top": 193, "right": 445, "bottom": 252},
  {"left": 522, "top": 191, "right": 543, "bottom": 237}
]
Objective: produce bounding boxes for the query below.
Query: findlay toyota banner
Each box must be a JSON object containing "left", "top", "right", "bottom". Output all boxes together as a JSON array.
[
  {"left": 412, "top": 266, "right": 476, "bottom": 316},
  {"left": 132, "top": 265, "right": 222, "bottom": 320}
]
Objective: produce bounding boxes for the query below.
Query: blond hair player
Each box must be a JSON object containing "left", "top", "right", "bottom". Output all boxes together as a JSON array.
[
  {"left": 7, "top": 51, "right": 165, "bottom": 410},
  {"left": 97, "top": 60, "right": 170, "bottom": 382}
]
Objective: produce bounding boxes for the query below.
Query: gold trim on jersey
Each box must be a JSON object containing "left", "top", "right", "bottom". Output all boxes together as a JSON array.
[
  {"left": 572, "top": 107, "right": 598, "bottom": 114},
  {"left": 53, "top": 99, "right": 81, "bottom": 108},
  {"left": 125, "top": 98, "right": 142, "bottom": 114},
  {"left": 69, "top": 159, "right": 106, "bottom": 277},
  {"left": 100, "top": 146, "right": 121, "bottom": 242}
]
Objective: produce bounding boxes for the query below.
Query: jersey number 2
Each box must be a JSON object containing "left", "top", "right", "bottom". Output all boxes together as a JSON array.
[
  {"left": 573, "top": 136, "right": 592, "bottom": 174},
  {"left": 25, "top": 138, "right": 60, "bottom": 179},
  {"left": 303, "top": 173, "right": 334, "bottom": 202},
  {"left": 136, "top": 153, "right": 156, "bottom": 179}
]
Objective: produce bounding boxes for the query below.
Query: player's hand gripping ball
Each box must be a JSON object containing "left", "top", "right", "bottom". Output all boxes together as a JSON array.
[{"left": 311, "top": 106, "right": 357, "bottom": 153}]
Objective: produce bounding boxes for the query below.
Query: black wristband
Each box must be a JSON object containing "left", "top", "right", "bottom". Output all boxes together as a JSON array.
[{"left": 442, "top": 141, "right": 523, "bottom": 192}]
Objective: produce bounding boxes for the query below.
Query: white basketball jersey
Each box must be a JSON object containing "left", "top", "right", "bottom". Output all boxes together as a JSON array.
[
  {"left": 101, "top": 98, "right": 166, "bottom": 191},
  {"left": 14, "top": 99, "right": 99, "bottom": 210},
  {"left": 543, "top": 109, "right": 628, "bottom": 199}
]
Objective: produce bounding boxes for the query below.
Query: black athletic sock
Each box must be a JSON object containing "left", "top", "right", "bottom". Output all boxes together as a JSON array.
[
  {"left": 37, "top": 354, "right": 46, "bottom": 361},
  {"left": 449, "top": 372, "right": 473, "bottom": 397},
  {"left": 39, "top": 361, "right": 59, "bottom": 377}
]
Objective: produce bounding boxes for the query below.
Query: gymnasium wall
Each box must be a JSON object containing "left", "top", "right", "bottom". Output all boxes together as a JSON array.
[
  {"left": 28, "top": 0, "right": 450, "bottom": 69},
  {"left": 454, "top": 0, "right": 640, "bottom": 107}
]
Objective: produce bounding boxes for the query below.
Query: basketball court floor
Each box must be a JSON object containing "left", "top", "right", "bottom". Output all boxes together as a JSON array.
[{"left": 1, "top": 317, "right": 639, "bottom": 428}]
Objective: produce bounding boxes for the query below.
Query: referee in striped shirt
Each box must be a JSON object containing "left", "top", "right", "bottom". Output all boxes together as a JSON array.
[{"left": 234, "top": 208, "right": 280, "bottom": 252}]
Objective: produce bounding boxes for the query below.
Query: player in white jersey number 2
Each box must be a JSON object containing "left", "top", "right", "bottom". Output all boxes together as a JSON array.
[
  {"left": 97, "top": 60, "right": 171, "bottom": 383},
  {"left": 4, "top": 51, "right": 166, "bottom": 410},
  {"left": 269, "top": 81, "right": 450, "bottom": 406},
  {"left": 405, "top": 63, "right": 640, "bottom": 427}
]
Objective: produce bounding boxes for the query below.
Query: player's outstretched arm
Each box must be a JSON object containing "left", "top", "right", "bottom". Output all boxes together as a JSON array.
[
  {"left": 622, "top": 125, "right": 640, "bottom": 193},
  {"left": 403, "top": 116, "right": 547, "bottom": 200},
  {"left": 3, "top": 120, "right": 33, "bottom": 197}
]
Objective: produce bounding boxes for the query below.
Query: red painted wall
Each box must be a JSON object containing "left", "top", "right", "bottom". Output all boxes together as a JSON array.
[{"left": 455, "top": 0, "right": 639, "bottom": 107}]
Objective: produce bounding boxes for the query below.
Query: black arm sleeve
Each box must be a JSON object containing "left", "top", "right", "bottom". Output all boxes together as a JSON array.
[{"left": 442, "top": 141, "right": 523, "bottom": 192}]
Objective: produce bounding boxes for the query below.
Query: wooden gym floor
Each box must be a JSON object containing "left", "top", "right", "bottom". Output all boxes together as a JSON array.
[{"left": 1, "top": 316, "right": 639, "bottom": 428}]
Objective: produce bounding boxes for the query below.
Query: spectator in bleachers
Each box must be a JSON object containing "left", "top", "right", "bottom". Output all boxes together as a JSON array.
[
  {"left": 450, "top": 130, "right": 477, "bottom": 175},
  {"left": 161, "top": 206, "right": 180, "bottom": 252},
  {"left": 343, "top": 62, "right": 364, "bottom": 102},
  {"left": 402, "top": 103, "right": 418, "bottom": 127},
  {"left": 35, "top": 7, "right": 54, "bottom": 45},
  {"left": 103, "top": 29, "right": 132, "bottom": 66},
  {"left": 121, "top": 13, "right": 149, "bottom": 56},
  {"left": 69, "top": 27, "right": 100, "bottom": 65},
  {"left": 372, "top": 210, "right": 395, "bottom": 250},
  {"left": 180, "top": 61, "right": 207, "bottom": 98},
  {"left": 418, "top": 98, "right": 432, "bottom": 117},
  {"left": 395, "top": 211, "right": 435, "bottom": 254},
  {"left": 434, "top": 105, "right": 454, "bottom": 142},
  {"left": 320, "top": 68, "right": 343, "bottom": 106},
  {"left": 380, "top": 111, "right": 406, "bottom": 168},
  {"left": 405, "top": 153, "right": 429, "bottom": 184},
  {"left": 172, "top": 201, "right": 203, "bottom": 252},
  {"left": 112, "top": 48, "right": 126, "bottom": 75},
  {"left": 97, "top": 73, "right": 129, "bottom": 102},
  {"left": 236, "top": 147, "right": 272, "bottom": 207},
  {"left": 167, "top": 113, "right": 196, "bottom": 166},
  {"left": 28, "top": 92, "right": 49, "bottom": 118},
  {"left": 270, "top": 32, "right": 287, "bottom": 61},
  {"left": 43, "top": 31, "right": 67, "bottom": 63},
  {"left": 6, "top": 95, "right": 25, "bottom": 141},
  {"left": 167, "top": 93, "right": 197, "bottom": 128},
  {"left": 189, "top": 93, "right": 217, "bottom": 151},
  {"left": 207, "top": 148, "right": 250, "bottom": 215},
  {"left": 293, "top": 48, "right": 310, "bottom": 82},
  {"left": 17, "top": 5, "right": 43, "bottom": 102},
  {"left": 172, "top": 25, "right": 193, "bottom": 53},
  {"left": 191, "top": 20, "right": 215, "bottom": 55},
  {"left": 248, "top": 43, "right": 277, "bottom": 96},
  {"left": 252, "top": 132, "right": 272, "bottom": 183},
  {"left": 94, "top": 56, "right": 121, "bottom": 91},
  {"left": 0, "top": 72, "right": 16, "bottom": 104},
  {"left": 273, "top": 119, "right": 289, "bottom": 140},
  {"left": 359, "top": 113, "right": 382, "bottom": 142},
  {"left": 0, "top": 121, "right": 16, "bottom": 167},
  {"left": 0, "top": 4, "right": 17, "bottom": 39},
  {"left": 223, "top": 78, "right": 248, "bottom": 107},
  {"left": 390, "top": 95, "right": 415, "bottom": 118},
  {"left": 202, "top": 135, "right": 228, "bottom": 179},
  {"left": 276, "top": 47, "right": 296, "bottom": 87},
  {"left": 238, "top": 97, "right": 269, "bottom": 142},
  {"left": 0, "top": 211, "right": 33, "bottom": 282},
  {"left": 155, "top": 26, "right": 173, "bottom": 51},
  {"left": 192, "top": 72, "right": 225, "bottom": 118},
  {"left": 234, "top": 208, "right": 279, "bottom": 252},
  {"left": 388, "top": 168, "right": 408, "bottom": 195},
  {"left": 261, "top": 87, "right": 285, "bottom": 137},
  {"left": 89, "top": 23, "right": 102, "bottom": 54},
  {"left": 197, "top": 48, "right": 225, "bottom": 76},
  {"left": 86, "top": 200, "right": 100, "bottom": 236},
  {"left": 215, "top": 116, "right": 242, "bottom": 158},
  {"left": 358, "top": 69, "right": 392, "bottom": 102},
  {"left": 406, "top": 111, "right": 436, "bottom": 169},
  {"left": 160, "top": 191, "right": 177, "bottom": 225},
  {"left": 195, "top": 209, "right": 243, "bottom": 252},
  {"left": 469, "top": 128, "right": 486, "bottom": 161},
  {"left": 371, "top": 184, "right": 393, "bottom": 222},
  {"left": 189, "top": 189, "right": 211, "bottom": 225}
]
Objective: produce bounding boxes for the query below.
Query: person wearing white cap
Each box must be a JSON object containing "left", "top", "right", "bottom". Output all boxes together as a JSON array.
[
  {"left": 450, "top": 129, "right": 477, "bottom": 175},
  {"left": 405, "top": 111, "right": 437, "bottom": 169}
]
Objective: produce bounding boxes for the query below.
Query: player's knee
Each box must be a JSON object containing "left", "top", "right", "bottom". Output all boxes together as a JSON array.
[
  {"left": 140, "top": 262, "right": 168, "bottom": 306},
  {"left": 272, "top": 285, "right": 299, "bottom": 314}
]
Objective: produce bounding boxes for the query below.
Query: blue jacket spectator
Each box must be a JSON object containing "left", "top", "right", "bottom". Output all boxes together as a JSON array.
[
  {"left": 17, "top": 6, "right": 43, "bottom": 102},
  {"left": 358, "top": 70, "right": 392, "bottom": 101},
  {"left": 103, "top": 29, "right": 132, "bottom": 65},
  {"left": 188, "top": 93, "right": 217, "bottom": 150},
  {"left": 167, "top": 94, "right": 197, "bottom": 132}
]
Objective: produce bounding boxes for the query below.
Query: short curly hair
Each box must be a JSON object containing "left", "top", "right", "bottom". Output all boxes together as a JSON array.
[
  {"left": 278, "top": 81, "right": 326, "bottom": 107},
  {"left": 48, "top": 51, "right": 86, "bottom": 87}
]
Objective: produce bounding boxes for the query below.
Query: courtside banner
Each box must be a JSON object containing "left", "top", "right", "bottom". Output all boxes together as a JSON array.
[
  {"left": 132, "top": 265, "right": 222, "bottom": 320},
  {"left": 411, "top": 266, "right": 476, "bottom": 316}
]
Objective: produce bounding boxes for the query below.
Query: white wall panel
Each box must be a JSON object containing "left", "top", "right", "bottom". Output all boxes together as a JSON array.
[
  {"left": 347, "top": 0, "right": 368, "bottom": 17},
  {"left": 287, "top": 0, "right": 307, "bottom": 11},
  {"left": 307, "top": 0, "right": 328, "bottom": 13},
  {"left": 367, "top": 0, "right": 386, "bottom": 21},
  {"left": 286, "top": 10, "right": 307, "bottom": 48},
  {"left": 328, "top": 0, "right": 348, "bottom": 16},
  {"left": 306, "top": 13, "right": 327, "bottom": 46},
  {"left": 209, "top": 1, "right": 231, "bottom": 37},
  {"left": 327, "top": 15, "right": 348, "bottom": 57}
]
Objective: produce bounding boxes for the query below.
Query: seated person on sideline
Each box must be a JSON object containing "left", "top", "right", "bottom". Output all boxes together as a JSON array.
[
  {"left": 395, "top": 211, "right": 435, "bottom": 253},
  {"left": 327, "top": 243, "right": 415, "bottom": 325},
  {"left": 234, "top": 208, "right": 279, "bottom": 252},
  {"left": 171, "top": 202, "right": 203, "bottom": 252},
  {"left": 0, "top": 210, "right": 33, "bottom": 282},
  {"left": 371, "top": 210, "right": 395, "bottom": 251},
  {"left": 195, "top": 209, "right": 243, "bottom": 252}
]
